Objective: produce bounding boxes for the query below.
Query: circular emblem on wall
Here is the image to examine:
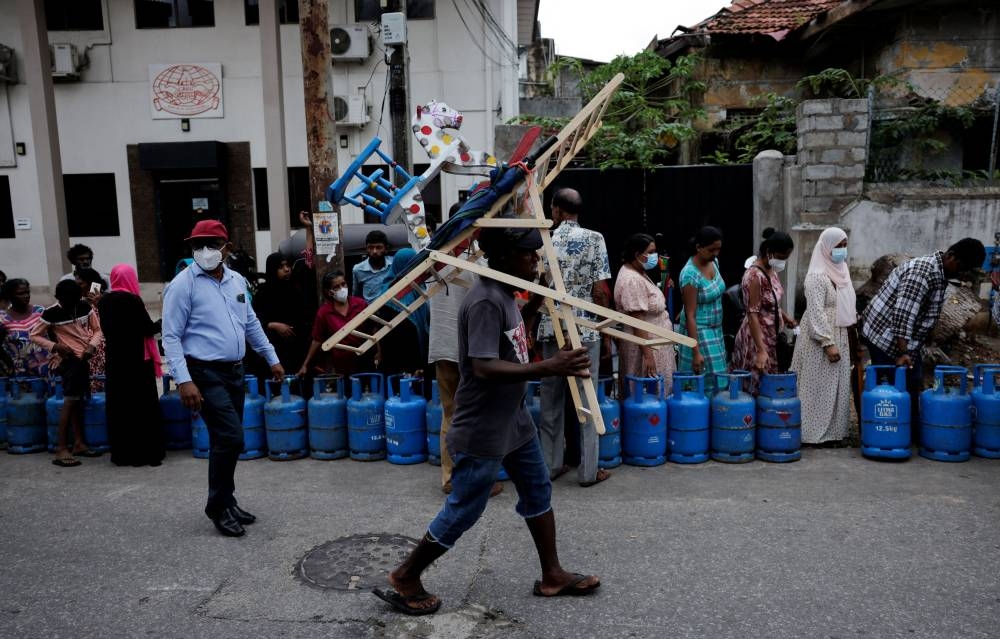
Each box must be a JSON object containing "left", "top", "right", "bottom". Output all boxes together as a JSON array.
[{"left": 152, "top": 64, "right": 221, "bottom": 116}]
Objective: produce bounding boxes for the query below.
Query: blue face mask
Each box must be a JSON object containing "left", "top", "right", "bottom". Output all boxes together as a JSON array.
[
  {"left": 831, "top": 247, "right": 848, "bottom": 264},
  {"left": 642, "top": 253, "right": 659, "bottom": 270}
]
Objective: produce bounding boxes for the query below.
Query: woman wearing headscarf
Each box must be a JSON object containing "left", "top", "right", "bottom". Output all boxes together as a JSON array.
[
  {"left": 252, "top": 252, "right": 312, "bottom": 375},
  {"left": 375, "top": 248, "right": 430, "bottom": 376},
  {"left": 790, "top": 227, "right": 857, "bottom": 445},
  {"left": 97, "top": 264, "right": 166, "bottom": 466}
]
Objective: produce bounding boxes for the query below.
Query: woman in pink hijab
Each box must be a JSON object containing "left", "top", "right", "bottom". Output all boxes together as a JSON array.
[
  {"left": 97, "top": 264, "right": 166, "bottom": 466},
  {"left": 790, "top": 227, "right": 857, "bottom": 445}
]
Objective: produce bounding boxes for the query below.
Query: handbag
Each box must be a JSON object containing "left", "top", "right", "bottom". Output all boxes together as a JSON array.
[{"left": 752, "top": 266, "right": 793, "bottom": 372}]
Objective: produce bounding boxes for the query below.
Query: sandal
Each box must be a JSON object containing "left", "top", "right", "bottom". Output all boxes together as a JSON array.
[
  {"left": 532, "top": 573, "right": 601, "bottom": 597},
  {"left": 579, "top": 469, "right": 611, "bottom": 487},
  {"left": 372, "top": 588, "right": 441, "bottom": 616},
  {"left": 52, "top": 457, "right": 82, "bottom": 467}
]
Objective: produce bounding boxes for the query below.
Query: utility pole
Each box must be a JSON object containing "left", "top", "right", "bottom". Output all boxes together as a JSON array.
[
  {"left": 388, "top": 1, "right": 412, "bottom": 179},
  {"left": 299, "top": 0, "right": 343, "bottom": 281}
]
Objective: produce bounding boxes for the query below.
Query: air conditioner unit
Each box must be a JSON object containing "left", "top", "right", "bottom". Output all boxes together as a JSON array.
[
  {"left": 0, "top": 44, "right": 17, "bottom": 84},
  {"left": 330, "top": 24, "right": 371, "bottom": 62},
  {"left": 50, "top": 43, "right": 81, "bottom": 79},
  {"left": 332, "top": 94, "right": 369, "bottom": 127}
]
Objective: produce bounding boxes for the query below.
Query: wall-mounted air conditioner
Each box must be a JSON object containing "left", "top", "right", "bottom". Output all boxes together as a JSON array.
[
  {"left": 50, "top": 43, "right": 81, "bottom": 79},
  {"left": 330, "top": 24, "right": 371, "bottom": 62},
  {"left": 0, "top": 44, "right": 17, "bottom": 83},
  {"left": 332, "top": 94, "right": 369, "bottom": 127}
]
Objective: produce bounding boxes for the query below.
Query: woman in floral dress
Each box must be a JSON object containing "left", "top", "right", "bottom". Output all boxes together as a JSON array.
[
  {"left": 0, "top": 279, "right": 50, "bottom": 379},
  {"left": 677, "top": 226, "right": 727, "bottom": 396},
  {"left": 615, "top": 233, "right": 676, "bottom": 392},
  {"left": 732, "top": 228, "right": 797, "bottom": 395}
]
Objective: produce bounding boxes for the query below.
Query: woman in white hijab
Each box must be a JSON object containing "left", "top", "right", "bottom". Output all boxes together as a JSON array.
[{"left": 791, "top": 227, "right": 857, "bottom": 444}]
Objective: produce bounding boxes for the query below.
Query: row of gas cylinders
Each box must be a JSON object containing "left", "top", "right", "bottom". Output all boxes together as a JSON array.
[
  {"left": 861, "top": 364, "right": 1000, "bottom": 462},
  {"left": 0, "top": 377, "right": 110, "bottom": 454}
]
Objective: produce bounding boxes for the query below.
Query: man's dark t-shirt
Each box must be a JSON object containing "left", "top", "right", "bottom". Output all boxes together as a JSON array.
[{"left": 446, "top": 278, "right": 536, "bottom": 458}]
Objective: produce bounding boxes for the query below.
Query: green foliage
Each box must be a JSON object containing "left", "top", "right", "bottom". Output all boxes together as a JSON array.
[
  {"left": 868, "top": 102, "right": 981, "bottom": 182},
  {"left": 512, "top": 51, "right": 705, "bottom": 169},
  {"left": 733, "top": 94, "right": 798, "bottom": 163},
  {"left": 702, "top": 150, "right": 733, "bottom": 165}
]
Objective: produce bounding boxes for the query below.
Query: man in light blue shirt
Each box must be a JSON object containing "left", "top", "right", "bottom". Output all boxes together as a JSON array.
[
  {"left": 162, "top": 220, "right": 284, "bottom": 538},
  {"left": 351, "top": 229, "right": 394, "bottom": 303}
]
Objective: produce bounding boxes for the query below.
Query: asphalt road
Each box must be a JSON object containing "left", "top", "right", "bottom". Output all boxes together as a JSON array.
[{"left": 1, "top": 447, "right": 998, "bottom": 638}]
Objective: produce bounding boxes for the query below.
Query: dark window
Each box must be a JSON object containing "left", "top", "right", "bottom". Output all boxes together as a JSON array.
[
  {"left": 253, "top": 167, "right": 313, "bottom": 231},
  {"left": 962, "top": 116, "right": 995, "bottom": 173},
  {"left": 0, "top": 176, "right": 14, "bottom": 239},
  {"left": 63, "top": 173, "right": 120, "bottom": 236},
  {"left": 355, "top": 0, "right": 434, "bottom": 21},
  {"left": 45, "top": 0, "right": 104, "bottom": 30},
  {"left": 135, "top": 0, "right": 215, "bottom": 29},
  {"left": 244, "top": 0, "right": 299, "bottom": 25}
]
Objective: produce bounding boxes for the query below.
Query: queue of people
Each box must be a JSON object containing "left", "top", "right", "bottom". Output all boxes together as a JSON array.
[{"left": 0, "top": 205, "right": 991, "bottom": 537}]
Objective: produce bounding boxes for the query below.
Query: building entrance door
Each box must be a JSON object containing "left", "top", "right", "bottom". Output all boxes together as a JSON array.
[{"left": 155, "top": 173, "right": 225, "bottom": 278}]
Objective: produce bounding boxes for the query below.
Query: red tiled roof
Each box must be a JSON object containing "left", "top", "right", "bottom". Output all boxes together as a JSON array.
[{"left": 701, "top": 0, "right": 845, "bottom": 41}]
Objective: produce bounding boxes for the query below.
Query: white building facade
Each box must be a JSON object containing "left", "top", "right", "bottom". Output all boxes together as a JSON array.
[{"left": 0, "top": 0, "right": 535, "bottom": 288}]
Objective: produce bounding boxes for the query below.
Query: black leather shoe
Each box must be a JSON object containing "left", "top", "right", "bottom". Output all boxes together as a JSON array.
[
  {"left": 228, "top": 505, "right": 256, "bottom": 525},
  {"left": 211, "top": 509, "right": 246, "bottom": 537}
]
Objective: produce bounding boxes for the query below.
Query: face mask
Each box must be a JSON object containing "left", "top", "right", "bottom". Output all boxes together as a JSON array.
[
  {"left": 769, "top": 257, "right": 787, "bottom": 273},
  {"left": 193, "top": 247, "right": 223, "bottom": 272},
  {"left": 333, "top": 288, "right": 348, "bottom": 302},
  {"left": 831, "top": 248, "right": 848, "bottom": 264},
  {"left": 642, "top": 254, "right": 659, "bottom": 270}
]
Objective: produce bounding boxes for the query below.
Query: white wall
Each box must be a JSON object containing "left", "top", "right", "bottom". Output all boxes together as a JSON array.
[{"left": 0, "top": 0, "right": 520, "bottom": 284}]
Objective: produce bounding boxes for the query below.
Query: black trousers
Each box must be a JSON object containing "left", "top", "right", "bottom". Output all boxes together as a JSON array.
[{"left": 188, "top": 359, "right": 246, "bottom": 517}]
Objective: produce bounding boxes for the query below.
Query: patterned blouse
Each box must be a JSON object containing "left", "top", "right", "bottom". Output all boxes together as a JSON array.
[{"left": 0, "top": 305, "right": 49, "bottom": 378}]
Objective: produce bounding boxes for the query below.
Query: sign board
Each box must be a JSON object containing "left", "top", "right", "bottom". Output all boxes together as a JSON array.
[
  {"left": 149, "top": 63, "right": 224, "bottom": 119},
  {"left": 14, "top": 217, "right": 30, "bottom": 230},
  {"left": 313, "top": 207, "right": 340, "bottom": 255},
  {"left": 192, "top": 197, "right": 209, "bottom": 210}
]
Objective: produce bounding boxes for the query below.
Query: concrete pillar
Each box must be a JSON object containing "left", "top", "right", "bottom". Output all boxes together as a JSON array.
[
  {"left": 18, "top": 0, "right": 70, "bottom": 287},
  {"left": 260, "top": 0, "right": 290, "bottom": 251},
  {"left": 752, "top": 149, "right": 786, "bottom": 245}
]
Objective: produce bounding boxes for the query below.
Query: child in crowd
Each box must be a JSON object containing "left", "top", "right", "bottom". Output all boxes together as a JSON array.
[{"left": 30, "top": 280, "right": 104, "bottom": 467}]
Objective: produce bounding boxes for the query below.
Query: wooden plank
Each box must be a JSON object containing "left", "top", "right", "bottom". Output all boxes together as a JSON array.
[
  {"left": 429, "top": 251, "right": 697, "bottom": 348},
  {"left": 474, "top": 218, "right": 553, "bottom": 228}
]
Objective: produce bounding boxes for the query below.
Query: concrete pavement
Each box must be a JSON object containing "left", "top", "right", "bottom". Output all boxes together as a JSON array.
[{"left": 1, "top": 447, "right": 998, "bottom": 638}]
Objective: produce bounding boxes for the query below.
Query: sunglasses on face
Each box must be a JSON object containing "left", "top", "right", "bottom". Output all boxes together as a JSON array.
[{"left": 191, "top": 239, "right": 226, "bottom": 251}]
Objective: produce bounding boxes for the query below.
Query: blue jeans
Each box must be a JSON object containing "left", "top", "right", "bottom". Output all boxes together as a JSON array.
[
  {"left": 427, "top": 435, "right": 552, "bottom": 549},
  {"left": 188, "top": 359, "right": 246, "bottom": 518}
]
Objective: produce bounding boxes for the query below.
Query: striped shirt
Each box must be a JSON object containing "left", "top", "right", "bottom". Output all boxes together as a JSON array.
[{"left": 861, "top": 252, "right": 947, "bottom": 357}]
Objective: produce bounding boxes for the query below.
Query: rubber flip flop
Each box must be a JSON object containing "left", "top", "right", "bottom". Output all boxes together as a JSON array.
[
  {"left": 75, "top": 449, "right": 102, "bottom": 458},
  {"left": 532, "top": 573, "right": 601, "bottom": 597},
  {"left": 372, "top": 588, "right": 442, "bottom": 616},
  {"left": 52, "top": 457, "right": 82, "bottom": 467},
  {"left": 579, "top": 469, "right": 611, "bottom": 488}
]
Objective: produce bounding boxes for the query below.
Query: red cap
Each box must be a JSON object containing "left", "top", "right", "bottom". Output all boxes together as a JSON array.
[{"left": 185, "top": 220, "right": 229, "bottom": 242}]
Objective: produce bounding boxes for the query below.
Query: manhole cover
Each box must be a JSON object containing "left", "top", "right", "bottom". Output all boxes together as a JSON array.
[{"left": 296, "top": 533, "right": 419, "bottom": 591}]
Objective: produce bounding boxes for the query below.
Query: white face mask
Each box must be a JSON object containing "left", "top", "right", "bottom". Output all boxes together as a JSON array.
[
  {"left": 333, "top": 288, "right": 348, "bottom": 303},
  {"left": 769, "top": 257, "right": 787, "bottom": 273},
  {"left": 193, "top": 247, "right": 223, "bottom": 272}
]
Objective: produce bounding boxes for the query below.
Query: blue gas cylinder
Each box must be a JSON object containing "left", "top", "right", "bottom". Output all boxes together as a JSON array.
[
  {"left": 240, "top": 376, "right": 267, "bottom": 460},
  {"left": 7, "top": 378, "right": 47, "bottom": 454},
  {"left": 622, "top": 376, "right": 668, "bottom": 466},
  {"left": 309, "top": 375, "right": 349, "bottom": 460},
  {"left": 861, "top": 365, "right": 911, "bottom": 459},
  {"left": 756, "top": 373, "right": 802, "bottom": 463},
  {"left": 668, "top": 373, "right": 710, "bottom": 464},
  {"left": 919, "top": 366, "right": 973, "bottom": 462},
  {"left": 385, "top": 375, "right": 428, "bottom": 465},
  {"left": 972, "top": 365, "right": 1000, "bottom": 459},
  {"left": 597, "top": 377, "right": 622, "bottom": 469},
  {"left": 710, "top": 371, "right": 755, "bottom": 463},
  {"left": 160, "top": 375, "right": 192, "bottom": 450},
  {"left": 83, "top": 376, "right": 109, "bottom": 454},
  {"left": 265, "top": 376, "right": 308, "bottom": 461},
  {"left": 348, "top": 373, "right": 386, "bottom": 461},
  {"left": 46, "top": 379, "right": 73, "bottom": 452},
  {"left": 426, "top": 380, "right": 443, "bottom": 466},
  {"left": 191, "top": 413, "right": 210, "bottom": 459},
  {"left": 0, "top": 377, "right": 8, "bottom": 449}
]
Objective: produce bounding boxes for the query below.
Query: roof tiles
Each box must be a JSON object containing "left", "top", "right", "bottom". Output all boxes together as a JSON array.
[{"left": 702, "top": 0, "right": 845, "bottom": 40}]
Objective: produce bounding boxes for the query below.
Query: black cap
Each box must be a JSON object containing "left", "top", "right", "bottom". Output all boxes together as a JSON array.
[{"left": 478, "top": 226, "right": 543, "bottom": 257}]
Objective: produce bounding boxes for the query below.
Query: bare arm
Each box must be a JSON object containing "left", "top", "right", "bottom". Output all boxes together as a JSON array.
[
  {"left": 471, "top": 346, "right": 591, "bottom": 382},
  {"left": 298, "top": 339, "right": 323, "bottom": 376}
]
